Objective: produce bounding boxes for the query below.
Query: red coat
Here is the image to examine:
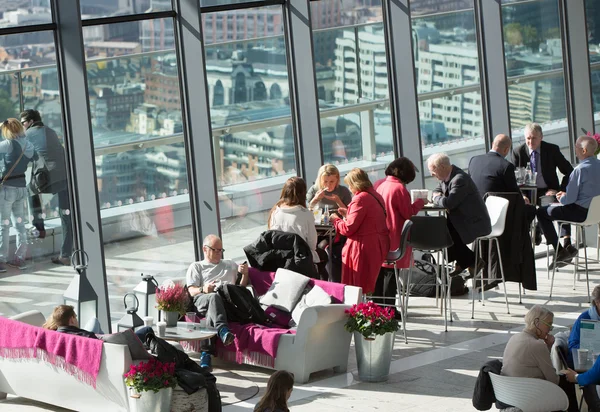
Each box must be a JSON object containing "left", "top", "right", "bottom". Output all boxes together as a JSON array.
[
  {"left": 374, "top": 176, "right": 425, "bottom": 269},
  {"left": 333, "top": 188, "right": 389, "bottom": 294}
]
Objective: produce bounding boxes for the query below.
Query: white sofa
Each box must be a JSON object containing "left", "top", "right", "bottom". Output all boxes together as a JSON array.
[{"left": 0, "top": 310, "right": 133, "bottom": 412}]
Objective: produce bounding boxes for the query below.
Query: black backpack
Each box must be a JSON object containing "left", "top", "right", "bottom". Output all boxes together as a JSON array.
[{"left": 216, "top": 284, "right": 269, "bottom": 325}]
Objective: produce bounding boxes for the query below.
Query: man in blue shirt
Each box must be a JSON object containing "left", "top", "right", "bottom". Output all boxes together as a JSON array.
[{"left": 537, "top": 135, "right": 600, "bottom": 268}]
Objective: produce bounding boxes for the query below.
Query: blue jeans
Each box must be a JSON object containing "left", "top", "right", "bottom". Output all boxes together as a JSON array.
[{"left": 0, "top": 186, "right": 28, "bottom": 263}]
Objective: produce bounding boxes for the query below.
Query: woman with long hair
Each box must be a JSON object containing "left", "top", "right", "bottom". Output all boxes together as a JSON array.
[
  {"left": 268, "top": 177, "right": 320, "bottom": 265},
  {"left": 43, "top": 304, "right": 103, "bottom": 338},
  {"left": 307, "top": 164, "right": 352, "bottom": 211},
  {"left": 0, "top": 119, "right": 36, "bottom": 272},
  {"left": 254, "top": 370, "right": 294, "bottom": 412},
  {"left": 330, "top": 168, "right": 389, "bottom": 293}
]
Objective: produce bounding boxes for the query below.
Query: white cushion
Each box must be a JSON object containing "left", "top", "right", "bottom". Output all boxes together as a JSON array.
[
  {"left": 259, "top": 268, "right": 310, "bottom": 312},
  {"left": 291, "top": 285, "right": 331, "bottom": 325}
]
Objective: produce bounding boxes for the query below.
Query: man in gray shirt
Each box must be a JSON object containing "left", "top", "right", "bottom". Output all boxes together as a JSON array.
[{"left": 186, "top": 234, "right": 249, "bottom": 369}]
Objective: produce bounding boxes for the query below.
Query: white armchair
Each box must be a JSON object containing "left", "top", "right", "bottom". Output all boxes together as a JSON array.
[{"left": 489, "top": 372, "right": 569, "bottom": 412}]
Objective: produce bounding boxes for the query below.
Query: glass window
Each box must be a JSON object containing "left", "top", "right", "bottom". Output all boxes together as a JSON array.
[
  {"left": 0, "top": 2, "right": 52, "bottom": 28},
  {"left": 502, "top": 0, "right": 570, "bottom": 160},
  {"left": 81, "top": 0, "right": 171, "bottom": 19},
  {"left": 412, "top": 1, "right": 486, "bottom": 188},
  {"left": 203, "top": 6, "right": 296, "bottom": 263},
  {"left": 586, "top": 1, "right": 600, "bottom": 120},
  {"left": 0, "top": 31, "right": 74, "bottom": 321},
  {"left": 83, "top": 18, "right": 194, "bottom": 325},
  {"left": 311, "top": 0, "right": 394, "bottom": 178}
]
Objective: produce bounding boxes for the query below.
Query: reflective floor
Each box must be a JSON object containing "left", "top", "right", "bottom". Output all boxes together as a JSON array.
[{"left": 1, "top": 241, "right": 598, "bottom": 411}]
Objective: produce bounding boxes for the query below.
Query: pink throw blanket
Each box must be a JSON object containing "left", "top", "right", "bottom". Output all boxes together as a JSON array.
[
  {"left": 248, "top": 268, "right": 346, "bottom": 303},
  {"left": 0, "top": 317, "right": 103, "bottom": 388}
]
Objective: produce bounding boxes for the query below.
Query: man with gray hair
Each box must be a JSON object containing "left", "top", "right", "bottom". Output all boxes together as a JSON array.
[
  {"left": 538, "top": 135, "right": 600, "bottom": 269},
  {"left": 186, "top": 234, "right": 249, "bottom": 369},
  {"left": 428, "top": 153, "right": 490, "bottom": 279},
  {"left": 513, "top": 122, "right": 573, "bottom": 246}
]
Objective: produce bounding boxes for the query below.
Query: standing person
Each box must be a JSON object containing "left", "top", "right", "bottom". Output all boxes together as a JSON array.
[
  {"left": 512, "top": 122, "right": 573, "bottom": 246},
  {"left": 373, "top": 157, "right": 425, "bottom": 307},
  {"left": 306, "top": 164, "right": 352, "bottom": 282},
  {"left": 537, "top": 135, "right": 600, "bottom": 269},
  {"left": 20, "top": 109, "right": 72, "bottom": 266},
  {"left": 428, "top": 153, "right": 490, "bottom": 279},
  {"left": 254, "top": 370, "right": 294, "bottom": 412},
  {"left": 0, "top": 119, "right": 36, "bottom": 272},
  {"left": 329, "top": 168, "right": 389, "bottom": 294},
  {"left": 269, "top": 177, "right": 324, "bottom": 274}
]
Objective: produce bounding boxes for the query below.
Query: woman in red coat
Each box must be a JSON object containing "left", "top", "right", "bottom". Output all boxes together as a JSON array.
[
  {"left": 373, "top": 157, "right": 426, "bottom": 305},
  {"left": 330, "top": 168, "right": 389, "bottom": 294}
]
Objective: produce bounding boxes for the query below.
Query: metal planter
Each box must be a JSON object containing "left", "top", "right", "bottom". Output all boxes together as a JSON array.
[
  {"left": 162, "top": 310, "right": 179, "bottom": 327},
  {"left": 128, "top": 387, "right": 173, "bottom": 412},
  {"left": 354, "top": 331, "right": 395, "bottom": 382}
]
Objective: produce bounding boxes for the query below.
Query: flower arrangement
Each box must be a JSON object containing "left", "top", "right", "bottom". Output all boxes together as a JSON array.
[
  {"left": 344, "top": 301, "right": 399, "bottom": 339},
  {"left": 156, "top": 282, "right": 189, "bottom": 314},
  {"left": 586, "top": 131, "right": 600, "bottom": 156},
  {"left": 124, "top": 358, "right": 177, "bottom": 394}
]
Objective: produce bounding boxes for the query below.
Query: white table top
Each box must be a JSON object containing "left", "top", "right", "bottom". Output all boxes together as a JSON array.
[{"left": 155, "top": 322, "right": 217, "bottom": 342}]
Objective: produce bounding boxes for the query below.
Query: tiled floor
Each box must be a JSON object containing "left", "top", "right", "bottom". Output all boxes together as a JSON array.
[{"left": 1, "top": 242, "right": 599, "bottom": 411}]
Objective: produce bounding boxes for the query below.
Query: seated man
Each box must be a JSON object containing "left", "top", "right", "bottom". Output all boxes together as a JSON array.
[
  {"left": 537, "top": 135, "right": 600, "bottom": 269},
  {"left": 428, "top": 153, "right": 491, "bottom": 279},
  {"left": 186, "top": 234, "right": 249, "bottom": 369}
]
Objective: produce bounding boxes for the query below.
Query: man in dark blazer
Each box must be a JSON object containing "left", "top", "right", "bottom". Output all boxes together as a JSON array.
[
  {"left": 512, "top": 123, "right": 574, "bottom": 247},
  {"left": 429, "top": 153, "right": 491, "bottom": 279}
]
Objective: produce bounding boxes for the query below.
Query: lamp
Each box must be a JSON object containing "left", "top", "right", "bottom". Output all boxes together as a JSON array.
[
  {"left": 117, "top": 293, "right": 144, "bottom": 332},
  {"left": 63, "top": 250, "right": 98, "bottom": 327},
  {"left": 133, "top": 273, "right": 160, "bottom": 322}
]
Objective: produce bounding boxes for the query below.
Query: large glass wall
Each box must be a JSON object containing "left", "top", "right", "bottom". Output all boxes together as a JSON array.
[
  {"left": 80, "top": 0, "right": 172, "bottom": 19},
  {"left": 202, "top": 6, "right": 297, "bottom": 263},
  {"left": 311, "top": 0, "right": 394, "bottom": 174},
  {"left": 501, "top": 0, "right": 570, "bottom": 159},
  {"left": 412, "top": 1, "right": 486, "bottom": 188},
  {"left": 83, "top": 18, "right": 194, "bottom": 321},
  {"left": 0, "top": 29, "right": 74, "bottom": 320},
  {"left": 586, "top": 0, "right": 600, "bottom": 120}
]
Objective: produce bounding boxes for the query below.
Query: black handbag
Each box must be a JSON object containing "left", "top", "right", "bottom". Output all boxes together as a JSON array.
[{"left": 28, "top": 154, "right": 51, "bottom": 195}]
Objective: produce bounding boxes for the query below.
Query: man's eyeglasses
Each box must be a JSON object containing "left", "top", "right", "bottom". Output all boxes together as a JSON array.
[
  {"left": 205, "top": 245, "right": 225, "bottom": 253},
  {"left": 538, "top": 318, "right": 554, "bottom": 331}
]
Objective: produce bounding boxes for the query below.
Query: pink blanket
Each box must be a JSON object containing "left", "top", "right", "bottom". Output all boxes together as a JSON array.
[
  {"left": 248, "top": 268, "right": 346, "bottom": 303},
  {"left": 217, "top": 322, "right": 295, "bottom": 360},
  {"left": 0, "top": 317, "right": 103, "bottom": 388}
]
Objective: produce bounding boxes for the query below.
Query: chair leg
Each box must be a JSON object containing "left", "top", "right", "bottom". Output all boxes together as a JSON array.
[
  {"left": 547, "top": 243, "right": 550, "bottom": 279},
  {"left": 573, "top": 226, "right": 579, "bottom": 291},
  {"left": 583, "top": 228, "right": 591, "bottom": 303},
  {"left": 443, "top": 248, "right": 449, "bottom": 332},
  {"left": 549, "top": 223, "right": 562, "bottom": 300},
  {"left": 495, "top": 238, "right": 510, "bottom": 314},
  {"left": 472, "top": 240, "right": 478, "bottom": 319},
  {"left": 518, "top": 283, "right": 522, "bottom": 304},
  {"left": 395, "top": 265, "right": 408, "bottom": 344}
]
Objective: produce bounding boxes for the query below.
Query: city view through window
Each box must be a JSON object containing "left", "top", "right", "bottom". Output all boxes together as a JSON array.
[{"left": 0, "top": 0, "right": 598, "bottom": 323}]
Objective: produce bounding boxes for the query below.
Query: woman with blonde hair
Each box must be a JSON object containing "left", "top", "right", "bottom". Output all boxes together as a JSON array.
[
  {"left": 329, "top": 168, "right": 389, "bottom": 293},
  {"left": 307, "top": 164, "right": 352, "bottom": 211},
  {"left": 0, "top": 119, "right": 35, "bottom": 272}
]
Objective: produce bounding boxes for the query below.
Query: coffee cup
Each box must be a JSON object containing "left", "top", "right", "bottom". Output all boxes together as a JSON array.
[
  {"left": 143, "top": 316, "right": 153, "bottom": 327},
  {"left": 157, "top": 321, "right": 167, "bottom": 337}
]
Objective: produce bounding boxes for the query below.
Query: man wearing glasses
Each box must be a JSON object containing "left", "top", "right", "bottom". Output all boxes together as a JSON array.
[
  {"left": 186, "top": 234, "right": 249, "bottom": 370},
  {"left": 537, "top": 135, "right": 600, "bottom": 269}
]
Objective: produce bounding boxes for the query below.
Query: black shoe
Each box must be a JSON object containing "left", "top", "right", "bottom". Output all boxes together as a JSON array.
[
  {"left": 535, "top": 229, "right": 542, "bottom": 246},
  {"left": 466, "top": 259, "right": 485, "bottom": 280},
  {"left": 548, "top": 246, "right": 578, "bottom": 270}
]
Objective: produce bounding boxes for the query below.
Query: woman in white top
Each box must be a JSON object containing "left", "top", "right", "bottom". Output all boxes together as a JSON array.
[{"left": 268, "top": 176, "right": 320, "bottom": 265}]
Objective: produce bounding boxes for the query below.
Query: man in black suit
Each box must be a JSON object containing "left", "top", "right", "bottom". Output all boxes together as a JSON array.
[
  {"left": 428, "top": 153, "right": 490, "bottom": 279},
  {"left": 513, "top": 123, "right": 574, "bottom": 248}
]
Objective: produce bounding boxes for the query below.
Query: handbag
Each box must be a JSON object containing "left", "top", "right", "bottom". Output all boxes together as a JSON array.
[
  {"left": 28, "top": 154, "right": 51, "bottom": 195},
  {"left": 0, "top": 140, "right": 25, "bottom": 188}
]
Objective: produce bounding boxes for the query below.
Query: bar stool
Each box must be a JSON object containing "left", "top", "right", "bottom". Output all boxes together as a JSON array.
[
  {"left": 366, "top": 220, "right": 412, "bottom": 344},
  {"left": 471, "top": 195, "right": 510, "bottom": 319},
  {"left": 406, "top": 215, "right": 454, "bottom": 332},
  {"left": 549, "top": 195, "right": 600, "bottom": 302}
]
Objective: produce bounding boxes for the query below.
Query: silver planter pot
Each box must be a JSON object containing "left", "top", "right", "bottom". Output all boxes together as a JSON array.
[
  {"left": 354, "top": 331, "right": 395, "bottom": 382},
  {"left": 128, "top": 387, "right": 173, "bottom": 412},
  {"left": 162, "top": 310, "right": 179, "bottom": 327}
]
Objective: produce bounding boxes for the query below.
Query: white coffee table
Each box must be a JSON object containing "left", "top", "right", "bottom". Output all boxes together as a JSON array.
[{"left": 155, "top": 321, "right": 217, "bottom": 343}]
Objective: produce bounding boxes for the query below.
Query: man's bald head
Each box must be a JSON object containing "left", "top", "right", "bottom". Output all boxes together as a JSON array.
[
  {"left": 492, "top": 134, "right": 512, "bottom": 157},
  {"left": 575, "top": 135, "right": 598, "bottom": 161}
]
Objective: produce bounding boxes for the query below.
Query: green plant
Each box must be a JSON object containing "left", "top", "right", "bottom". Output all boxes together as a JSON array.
[
  {"left": 344, "top": 301, "right": 399, "bottom": 339},
  {"left": 156, "top": 283, "right": 189, "bottom": 314},
  {"left": 124, "top": 358, "right": 177, "bottom": 393}
]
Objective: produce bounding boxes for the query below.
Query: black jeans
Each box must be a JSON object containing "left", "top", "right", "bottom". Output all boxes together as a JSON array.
[
  {"left": 537, "top": 203, "right": 588, "bottom": 249},
  {"left": 446, "top": 218, "right": 475, "bottom": 269},
  {"left": 30, "top": 188, "right": 73, "bottom": 258},
  {"left": 373, "top": 267, "right": 397, "bottom": 308}
]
